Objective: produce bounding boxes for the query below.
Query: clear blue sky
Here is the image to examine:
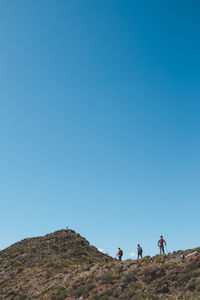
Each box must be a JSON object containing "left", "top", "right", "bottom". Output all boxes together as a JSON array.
[{"left": 0, "top": 0, "right": 200, "bottom": 259}]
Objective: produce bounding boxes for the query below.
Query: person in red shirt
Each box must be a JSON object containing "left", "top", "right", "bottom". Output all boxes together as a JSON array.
[{"left": 158, "top": 235, "right": 167, "bottom": 255}]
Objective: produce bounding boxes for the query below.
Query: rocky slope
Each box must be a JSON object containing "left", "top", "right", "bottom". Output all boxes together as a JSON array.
[{"left": 0, "top": 229, "right": 199, "bottom": 299}]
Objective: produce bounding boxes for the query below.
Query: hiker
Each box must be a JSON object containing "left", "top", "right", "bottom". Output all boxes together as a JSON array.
[
  {"left": 180, "top": 254, "right": 185, "bottom": 261},
  {"left": 158, "top": 235, "right": 167, "bottom": 255},
  {"left": 116, "top": 248, "right": 123, "bottom": 261},
  {"left": 137, "top": 244, "right": 143, "bottom": 259}
]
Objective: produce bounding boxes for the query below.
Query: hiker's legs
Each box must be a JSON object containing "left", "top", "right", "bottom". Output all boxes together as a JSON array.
[
  {"left": 161, "top": 245, "right": 164, "bottom": 255},
  {"left": 119, "top": 255, "right": 122, "bottom": 261}
]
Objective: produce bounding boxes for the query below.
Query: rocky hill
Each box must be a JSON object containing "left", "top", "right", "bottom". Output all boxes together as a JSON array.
[{"left": 0, "top": 229, "right": 199, "bottom": 299}]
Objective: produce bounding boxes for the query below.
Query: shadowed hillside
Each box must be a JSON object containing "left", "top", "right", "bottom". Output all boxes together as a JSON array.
[{"left": 0, "top": 230, "right": 199, "bottom": 299}]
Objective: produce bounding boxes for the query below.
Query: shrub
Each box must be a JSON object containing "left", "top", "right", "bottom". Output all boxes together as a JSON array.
[
  {"left": 140, "top": 256, "right": 151, "bottom": 264},
  {"left": 154, "top": 256, "right": 163, "bottom": 263},
  {"left": 50, "top": 287, "right": 67, "bottom": 300},
  {"left": 45, "top": 270, "right": 52, "bottom": 279},
  {"left": 179, "top": 269, "right": 200, "bottom": 282},
  {"left": 63, "top": 282, "right": 70, "bottom": 288},
  {"left": 123, "top": 271, "right": 137, "bottom": 285},
  {"left": 143, "top": 268, "right": 164, "bottom": 284},
  {"left": 151, "top": 277, "right": 164, "bottom": 287},
  {"left": 71, "top": 282, "right": 95, "bottom": 298},
  {"left": 187, "top": 247, "right": 200, "bottom": 254},
  {"left": 100, "top": 271, "right": 118, "bottom": 284},
  {"left": 115, "top": 265, "right": 123, "bottom": 274},
  {"left": 45, "top": 262, "right": 55, "bottom": 268},
  {"left": 126, "top": 281, "right": 143, "bottom": 297}
]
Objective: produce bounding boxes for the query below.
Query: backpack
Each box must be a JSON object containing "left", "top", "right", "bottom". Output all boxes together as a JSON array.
[
  {"left": 138, "top": 247, "right": 142, "bottom": 252},
  {"left": 119, "top": 250, "right": 123, "bottom": 256},
  {"left": 160, "top": 238, "right": 163, "bottom": 246}
]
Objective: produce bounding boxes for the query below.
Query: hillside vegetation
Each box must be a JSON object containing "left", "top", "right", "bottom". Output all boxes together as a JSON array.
[{"left": 0, "top": 229, "right": 199, "bottom": 299}]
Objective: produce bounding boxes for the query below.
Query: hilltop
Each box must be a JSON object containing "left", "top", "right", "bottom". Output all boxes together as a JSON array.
[{"left": 0, "top": 230, "right": 199, "bottom": 299}]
